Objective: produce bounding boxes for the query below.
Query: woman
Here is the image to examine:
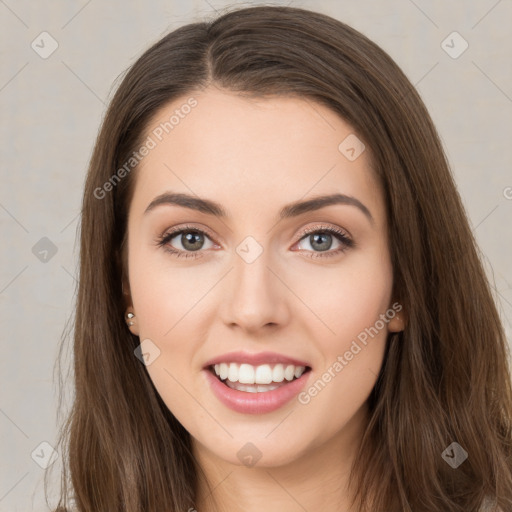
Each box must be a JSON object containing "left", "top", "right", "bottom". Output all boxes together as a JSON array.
[{"left": 49, "top": 5, "right": 512, "bottom": 511}]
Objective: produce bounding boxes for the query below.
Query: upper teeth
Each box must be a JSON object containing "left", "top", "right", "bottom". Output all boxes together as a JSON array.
[{"left": 213, "top": 363, "right": 306, "bottom": 384}]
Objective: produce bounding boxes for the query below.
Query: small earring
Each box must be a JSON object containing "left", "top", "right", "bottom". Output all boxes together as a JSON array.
[{"left": 126, "top": 312, "right": 135, "bottom": 326}]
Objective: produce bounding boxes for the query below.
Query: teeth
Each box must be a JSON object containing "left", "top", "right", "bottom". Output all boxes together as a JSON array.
[
  {"left": 219, "top": 363, "right": 229, "bottom": 380},
  {"left": 228, "top": 363, "right": 238, "bottom": 382},
  {"left": 212, "top": 362, "right": 307, "bottom": 384},
  {"left": 284, "top": 365, "right": 295, "bottom": 381},
  {"left": 255, "top": 364, "right": 273, "bottom": 384},
  {"left": 225, "top": 380, "right": 282, "bottom": 393},
  {"left": 273, "top": 364, "right": 285, "bottom": 382},
  {"left": 239, "top": 363, "right": 254, "bottom": 384},
  {"left": 294, "top": 366, "right": 304, "bottom": 378}
]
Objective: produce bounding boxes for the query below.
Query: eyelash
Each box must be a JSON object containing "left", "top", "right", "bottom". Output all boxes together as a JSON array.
[{"left": 155, "top": 223, "right": 355, "bottom": 260}]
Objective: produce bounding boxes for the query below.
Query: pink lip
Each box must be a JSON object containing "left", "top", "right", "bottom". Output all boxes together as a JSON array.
[
  {"left": 203, "top": 351, "right": 311, "bottom": 369},
  {"left": 203, "top": 367, "right": 312, "bottom": 414}
]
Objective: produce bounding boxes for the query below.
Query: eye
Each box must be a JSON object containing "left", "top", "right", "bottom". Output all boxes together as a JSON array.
[
  {"left": 156, "top": 223, "right": 355, "bottom": 260},
  {"left": 156, "top": 224, "right": 217, "bottom": 259},
  {"left": 293, "top": 225, "right": 354, "bottom": 259}
]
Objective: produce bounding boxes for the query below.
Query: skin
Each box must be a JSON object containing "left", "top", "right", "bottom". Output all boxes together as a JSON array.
[{"left": 123, "top": 86, "right": 405, "bottom": 512}]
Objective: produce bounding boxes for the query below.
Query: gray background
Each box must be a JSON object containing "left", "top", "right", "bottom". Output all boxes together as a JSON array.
[{"left": 1, "top": 0, "right": 511, "bottom": 510}]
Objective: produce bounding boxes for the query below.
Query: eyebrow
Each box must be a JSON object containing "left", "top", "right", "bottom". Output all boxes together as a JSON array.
[{"left": 144, "top": 191, "right": 374, "bottom": 224}]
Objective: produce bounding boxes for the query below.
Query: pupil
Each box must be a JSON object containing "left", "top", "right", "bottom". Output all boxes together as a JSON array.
[
  {"left": 311, "top": 233, "right": 331, "bottom": 252},
  {"left": 182, "top": 231, "right": 203, "bottom": 251}
]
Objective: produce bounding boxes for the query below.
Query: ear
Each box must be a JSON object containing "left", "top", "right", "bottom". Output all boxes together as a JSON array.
[
  {"left": 122, "top": 280, "right": 131, "bottom": 304},
  {"left": 122, "top": 281, "right": 140, "bottom": 337},
  {"left": 387, "top": 302, "right": 407, "bottom": 333},
  {"left": 125, "top": 308, "right": 140, "bottom": 337}
]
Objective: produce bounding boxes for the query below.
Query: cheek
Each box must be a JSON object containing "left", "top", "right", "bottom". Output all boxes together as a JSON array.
[
  {"left": 128, "top": 250, "right": 205, "bottom": 421},
  {"left": 127, "top": 246, "right": 211, "bottom": 392},
  {"left": 128, "top": 244, "right": 211, "bottom": 339},
  {"left": 293, "top": 249, "right": 394, "bottom": 347},
  {"left": 294, "top": 266, "right": 392, "bottom": 438}
]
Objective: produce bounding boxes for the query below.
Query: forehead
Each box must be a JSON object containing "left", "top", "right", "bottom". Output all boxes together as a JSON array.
[{"left": 129, "top": 87, "right": 384, "bottom": 225}]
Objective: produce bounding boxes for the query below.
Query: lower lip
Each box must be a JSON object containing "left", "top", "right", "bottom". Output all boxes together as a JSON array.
[{"left": 203, "top": 367, "right": 311, "bottom": 414}]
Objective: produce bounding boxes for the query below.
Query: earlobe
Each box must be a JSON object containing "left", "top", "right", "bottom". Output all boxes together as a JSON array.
[
  {"left": 125, "top": 310, "right": 140, "bottom": 336},
  {"left": 388, "top": 310, "right": 406, "bottom": 333},
  {"left": 122, "top": 280, "right": 139, "bottom": 335}
]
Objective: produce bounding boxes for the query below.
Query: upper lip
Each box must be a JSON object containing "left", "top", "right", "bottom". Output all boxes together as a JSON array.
[{"left": 203, "top": 351, "right": 311, "bottom": 369}]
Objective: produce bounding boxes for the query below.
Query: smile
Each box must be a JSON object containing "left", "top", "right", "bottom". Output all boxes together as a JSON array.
[
  {"left": 204, "top": 362, "right": 312, "bottom": 414},
  {"left": 211, "top": 362, "right": 308, "bottom": 392}
]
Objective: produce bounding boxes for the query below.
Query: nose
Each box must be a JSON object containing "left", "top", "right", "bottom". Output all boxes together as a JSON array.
[{"left": 219, "top": 244, "right": 289, "bottom": 334}]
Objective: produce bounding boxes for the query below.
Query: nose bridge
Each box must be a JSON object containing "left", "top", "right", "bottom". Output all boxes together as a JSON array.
[{"left": 222, "top": 234, "right": 287, "bottom": 330}]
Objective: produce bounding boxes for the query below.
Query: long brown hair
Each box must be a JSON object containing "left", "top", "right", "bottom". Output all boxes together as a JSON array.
[{"left": 47, "top": 5, "right": 512, "bottom": 511}]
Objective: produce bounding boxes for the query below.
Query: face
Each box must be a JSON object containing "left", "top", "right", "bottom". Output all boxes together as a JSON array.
[{"left": 123, "top": 86, "right": 404, "bottom": 469}]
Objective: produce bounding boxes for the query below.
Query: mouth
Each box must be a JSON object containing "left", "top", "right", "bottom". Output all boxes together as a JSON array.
[{"left": 208, "top": 362, "right": 312, "bottom": 393}]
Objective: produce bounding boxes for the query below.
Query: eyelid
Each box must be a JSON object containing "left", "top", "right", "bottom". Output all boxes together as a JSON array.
[
  {"left": 160, "top": 222, "right": 351, "bottom": 241},
  {"left": 296, "top": 223, "right": 352, "bottom": 241},
  {"left": 161, "top": 223, "right": 219, "bottom": 243}
]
